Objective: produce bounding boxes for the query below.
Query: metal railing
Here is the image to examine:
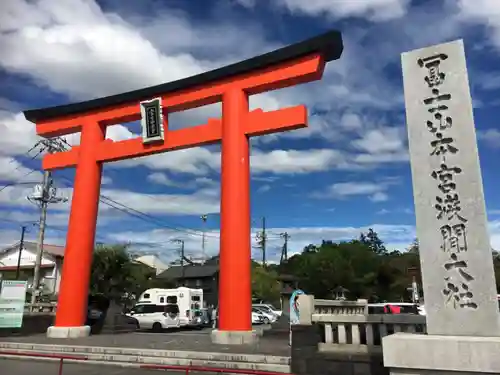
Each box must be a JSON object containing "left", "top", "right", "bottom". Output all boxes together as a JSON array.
[
  {"left": 0, "top": 350, "right": 291, "bottom": 375},
  {"left": 0, "top": 350, "right": 87, "bottom": 375}
]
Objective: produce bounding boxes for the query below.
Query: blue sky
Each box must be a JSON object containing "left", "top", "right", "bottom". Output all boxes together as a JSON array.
[{"left": 1, "top": 0, "right": 500, "bottom": 263}]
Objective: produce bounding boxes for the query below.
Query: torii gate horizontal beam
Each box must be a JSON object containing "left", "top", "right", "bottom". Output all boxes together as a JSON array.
[{"left": 42, "top": 105, "right": 307, "bottom": 170}]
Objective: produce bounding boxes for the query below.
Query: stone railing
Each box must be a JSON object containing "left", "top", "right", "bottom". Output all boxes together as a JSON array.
[
  {"left": 23, "top": 303, "right": 57, "bottom": 314},
  {"left": 295, "top": 295, "right": 427, "bottom": 353},
  {"left": 314, "top": 299, "right": 367, "bottom": 315},
  {"left": 312, "top": 311, "right": 426, "bottom": 353}
]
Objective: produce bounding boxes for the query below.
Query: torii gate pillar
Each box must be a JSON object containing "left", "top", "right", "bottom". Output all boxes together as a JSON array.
[{"left": 23, "top": 31, "right": 343, "bottom": 343}]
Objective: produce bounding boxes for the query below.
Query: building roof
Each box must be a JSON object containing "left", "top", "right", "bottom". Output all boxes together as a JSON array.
[
  {"left": 134, "top": 255, "right": 169, "bottom": 275},
  {"left": 23, "top": 30, "right": 343, "bottom": 123},
  {"left": 157, "top": 264, "right": 219, "bottom": 280},
  {"left": 0, "top": 241, "right": 64, "bottom": 258}
]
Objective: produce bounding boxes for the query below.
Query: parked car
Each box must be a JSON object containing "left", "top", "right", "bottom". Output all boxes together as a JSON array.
[
  {"left": 252, "top": 306, "right": 276, "bottom": 324},
  {"left": 251, "top": 311, "right": 265, "bottom": 325},
  {"left": 253, "top": 303, "right": 282, "bottom": 317},
  {"left": 197, "top": 308, "right": 211, "bottom": 327},
  {"left": 85, "top": 294, "right": 139, "bottom": 334},
  {"left": 127, "top": 303, "right": 181, "bottom": 332}
]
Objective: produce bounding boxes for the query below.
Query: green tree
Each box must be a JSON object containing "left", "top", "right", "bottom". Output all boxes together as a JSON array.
[
  {"left": 408, "top": 239, "right": 419, "bottom": 254},
  {"left": 251, "top": 262, "right": 281, "bottom": 305},
  {"left": 89, "top": 244, "right": 172, "bottom": 303},
  {"left": 360, "top": 228, "right": 387, "bottom": 255},
  {"left": 279, "top": 230, "right": 426, "bottom": 301}
]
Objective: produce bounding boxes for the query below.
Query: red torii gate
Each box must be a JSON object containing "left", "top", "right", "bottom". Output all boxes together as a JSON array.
[{"left": 23, "top": 30, "right": 343, "bottom": 343}]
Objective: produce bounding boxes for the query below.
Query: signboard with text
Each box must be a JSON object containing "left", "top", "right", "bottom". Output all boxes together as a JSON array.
[
  {"left": 0, "top": 280, "right": 27, "bottom": 328},
  {"left": 140, "top": 97, "right": 164, "bottom": 144}
]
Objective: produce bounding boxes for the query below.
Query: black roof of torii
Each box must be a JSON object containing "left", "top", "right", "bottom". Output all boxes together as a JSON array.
[{"left": 23, "top": 30, "right": 343, "bottom": 123}]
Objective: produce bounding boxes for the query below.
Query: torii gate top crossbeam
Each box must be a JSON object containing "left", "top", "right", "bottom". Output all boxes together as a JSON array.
[{"left": 22, "top": 30, "right": 343, "bottom": 171}]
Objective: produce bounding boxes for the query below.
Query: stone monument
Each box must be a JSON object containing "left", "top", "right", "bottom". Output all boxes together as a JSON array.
[{"left": 383, "top": 39, "right": 500, "bottom": 374}]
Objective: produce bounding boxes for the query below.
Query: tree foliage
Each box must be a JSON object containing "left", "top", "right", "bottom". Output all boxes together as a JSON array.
[
  {"left": 251, "top": 262, "right": 281, "bottom": 305},
  {"left": 89, "top": 244, "right": 171, "bottom": 303},
  {"left": 86, "top": 229, "right": 500, "bottom": 307},
  {"left": 278, "top": 229, "right": 423, "bottom": 301}
]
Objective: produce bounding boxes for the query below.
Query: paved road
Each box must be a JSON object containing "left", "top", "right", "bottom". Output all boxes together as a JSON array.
[
  {"left": 1, "top": 326, "right": 290, "bottom": 356},
  {"left": 1, "top": 358, "right": 201, "bottom": 375}
]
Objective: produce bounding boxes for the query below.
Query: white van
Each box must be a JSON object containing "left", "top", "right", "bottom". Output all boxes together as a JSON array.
[
  {"left": 138, "top": 287, "right": 204, "bottom": 327},
  {"left": 127, "top": 303, "right": 181, "bottom": 332}
]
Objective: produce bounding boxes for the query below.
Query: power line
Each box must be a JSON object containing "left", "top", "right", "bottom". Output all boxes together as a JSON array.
[
  {"left": 0, "top": 169, "right": 37, "bottom": 193},
  {"left": 5, "top": 141, "right": 277, "bottom": 246},
  {"left": 0, "top": 141, "right": 57, "bottom": 193},
  {"left": 51, "top": 141, "right": 221, "bottom": 238},
  {"left": 51, "top": 173, "right": 220, "bottom": 239}
]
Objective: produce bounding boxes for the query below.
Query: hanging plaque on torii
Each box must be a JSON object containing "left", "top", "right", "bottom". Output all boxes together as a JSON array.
[
  {"left": 140, "top": 97, "right": 164, "bottom": 144},
  {"left": 23, "top": 30, "right": 343, "bottom": 342}
]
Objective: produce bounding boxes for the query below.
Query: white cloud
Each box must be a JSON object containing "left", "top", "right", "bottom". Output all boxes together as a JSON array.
[
  {"left": 351, "top": 127, "right": 406, "bottom": 154},
  {"left": 370, "top": 192, "right": 389, "bottom": 202},
  {"left": 313, "top": 180, "right": 398, "bottom": 201},
  {"left": 257, "top": 184, "right": 271, "bottom": 193},
  {"left": 147, "top": 172, "right": 179, "bottom": 186},
  {"left": 456, "top": 0, "right": 500, "bottom": 48},
  {"left": 234, "top": 0, "right": 257, "bottom": 8},
  {"left": 477, "top": 129, "right": 500, "bottom": 148},
  {"left": 0, "top": 111, "right": 40, "bottom": 157},
  {"left": 0, "top": 156, "right": 43, "bottom": 183},
  {"left": 94, "top": 219, "right": 481, "bottom": 263},
  {"left": 0, "top": 0, "right": 448, "bottom": 182},
  {"left": 274, "top": 0, "right": 410, "bottom": 22}
]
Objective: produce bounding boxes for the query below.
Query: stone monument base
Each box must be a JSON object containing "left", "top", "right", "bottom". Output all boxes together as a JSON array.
[
  {"left": 383, "top": 333, "right": 500, "bottom": 374},
  {"left": 211, "top": 329, "right": 259, "bottom": 345},
  {"left": 47, "top": 325, "right": 91, "bottom": 339}
]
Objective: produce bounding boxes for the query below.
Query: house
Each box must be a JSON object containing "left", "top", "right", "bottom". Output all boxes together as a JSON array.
[
  {"left": 0, "top": 241, "right": 64, "bottom": 295},
  {"left": 156, "top": 259, "right": 219, "bottom": 308},
  {"left": 133, "top": 254, "right": 169, "bottom": 275}
]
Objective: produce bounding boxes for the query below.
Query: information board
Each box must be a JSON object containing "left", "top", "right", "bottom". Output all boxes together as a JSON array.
[{"left": 0, "top": 280, "right": 27, "bottom": 328}]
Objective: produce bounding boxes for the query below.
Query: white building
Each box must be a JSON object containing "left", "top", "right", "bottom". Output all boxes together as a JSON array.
[
  {"left": 133, "top": 254, "right": 168, "bottom": 275},
  {"left": 0, "top": 241, "right": 64, "bottom": 295}
]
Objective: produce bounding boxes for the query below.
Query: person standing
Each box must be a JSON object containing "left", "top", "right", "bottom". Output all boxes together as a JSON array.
[
  {"left": 207, "top": 305, "right": 214, "bottom": 327},
  {"left": 289, "top": 289, "right": 304, "bottom": 346},
  {"left": 211, "top": 306, "right": 217, "bottom": 329}
]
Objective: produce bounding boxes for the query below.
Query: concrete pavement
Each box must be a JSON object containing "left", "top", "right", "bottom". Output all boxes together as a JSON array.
[{"left": 0, "top": 326, "right": 290, "bottom": 356}]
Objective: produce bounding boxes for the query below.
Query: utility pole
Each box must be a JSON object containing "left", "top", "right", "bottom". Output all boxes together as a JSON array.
[
  {"left": 15, "top": 225, "right": 27, "bottom": 280},
  {"left": 255, "top": 217, "right": 267, "bottom": 267},
  {"left": 171, "top": 239, "right": 185, "bottom": 286},
  {"left": 280, "top": 232, "right": 290, "bottom": 264},
  {"left": 201, "top": 214, "right": 207, "bottom": 262},
  {"left": 28, "top": 138, "right": 68, "bottom": 307}
]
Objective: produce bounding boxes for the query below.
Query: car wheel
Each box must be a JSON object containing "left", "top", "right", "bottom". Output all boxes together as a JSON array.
[
  {"left": 152, "top": 322, "right": 163, "bottom": 332},
  {"left": 263, "top": 317, "right": 270, "bottom": 324}
]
